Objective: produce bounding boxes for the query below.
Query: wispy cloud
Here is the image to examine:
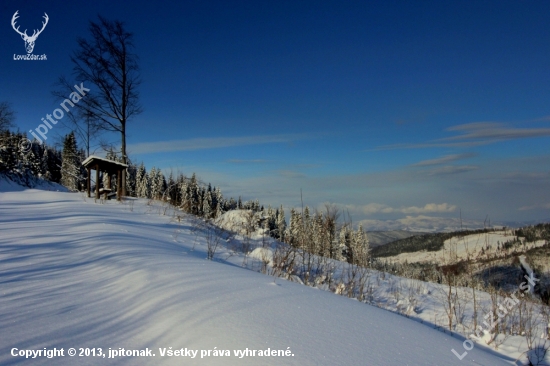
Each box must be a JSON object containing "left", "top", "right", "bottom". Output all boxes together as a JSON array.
[
  {"left": 345, "top": 202, "right": 456, "bottom": 215},
  {"left": 278, "top": 170, "right": 307, "bottom": 178},
  {"left": 227, "top": 159, "right": 270, "bottom": 164},
  {"left": 504, "top": 172, "right": 550, "bottom": 180},
  {"left": 444, "top": 122, "right": 550, "bottom": 141},
  {"left": 427, "top": 165, "right": 479, "bottom": 176},
  {"left": 519, "top": 202, "right": 550, "bottom": 211},
  {"left": 412, "top": 153, "right": 476, "bottom": 166},
  {"left": 128, "top": 134, "right": 313, "bottom": 154},
  {"left": 380, "top": 141, "right": 489, "bottom": 149},
  {"left": 377, "top": 121, "right": 550, "bottom": 150}
]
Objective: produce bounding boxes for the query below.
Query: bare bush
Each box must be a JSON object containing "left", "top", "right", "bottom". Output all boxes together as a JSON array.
[
  {"left": 271, "top": 241, "right": 298, "bottom": 280},
  {"left": 516, "top": 339, "right": 550, "bottom": 366},
  {"left": 205, "top": 223, "right": 226, "bottom": 260},
  {"left": 523, "top": 300, "right": 541, "bottom": 351}
]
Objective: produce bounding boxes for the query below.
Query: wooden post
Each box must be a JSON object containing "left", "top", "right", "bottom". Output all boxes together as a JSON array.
[
  {"left": 106, "top": 173, "right": 112, "bottom": 200},
  {"left": 95, "top": 164, "right": 100, "bottom": 199},
  {"left": 117, "top": 169, "right": 122, "bottom": 201},
  {"left": 87, "top": 167, "right": 91, "bottom": 198}
]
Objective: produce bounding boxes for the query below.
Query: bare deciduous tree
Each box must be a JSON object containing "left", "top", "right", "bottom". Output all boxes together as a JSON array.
[
  {"left": 55, "top": 16, "right": 142, "bottom": 195},
  {"left": 0, "top": 102, "right": 15, "bottom": 132}
]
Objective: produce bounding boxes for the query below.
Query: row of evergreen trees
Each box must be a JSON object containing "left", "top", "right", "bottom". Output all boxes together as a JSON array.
[
  {"left": 0, "top": 130, "right": 64, "bottom": 185},
  {"left": 1, "top": 129, "right": 370, "bottom": 266}
]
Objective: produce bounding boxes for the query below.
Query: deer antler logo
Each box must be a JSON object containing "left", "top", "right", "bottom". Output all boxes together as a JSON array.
[{"left": 11, "top": 11, "right": 49, "bottom": 54}]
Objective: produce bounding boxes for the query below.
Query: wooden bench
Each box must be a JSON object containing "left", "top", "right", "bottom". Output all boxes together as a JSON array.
[{"left": 98, "top": 188, "right": 112, "bottom": 199}]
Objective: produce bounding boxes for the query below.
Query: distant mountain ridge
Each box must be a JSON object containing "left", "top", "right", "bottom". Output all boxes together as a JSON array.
[{"left": 366, "top": 230, "right": 426, "bottom": 248}]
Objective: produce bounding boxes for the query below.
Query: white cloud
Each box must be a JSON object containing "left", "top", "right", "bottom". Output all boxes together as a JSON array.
[
  {"left": 358, "top": 215, "right": 487, "bottom": 232},
  {"left": 400, "top": 203, "right": 457, "bottom": 214},
  {"left": 128, "top": 134, "right": 312, "bottom": 154},
  {"left": 349, "top": 203, "right": 394, "bottom": 215}
]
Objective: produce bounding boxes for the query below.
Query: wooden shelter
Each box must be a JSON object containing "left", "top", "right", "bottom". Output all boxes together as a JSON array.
[{"left": 82, "top": 156, "right": 128, "bottom": 201}]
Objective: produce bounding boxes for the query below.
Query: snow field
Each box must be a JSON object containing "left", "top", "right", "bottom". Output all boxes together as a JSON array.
[{"left": 0, "top": 185, "right": 519, "bottom": 365}]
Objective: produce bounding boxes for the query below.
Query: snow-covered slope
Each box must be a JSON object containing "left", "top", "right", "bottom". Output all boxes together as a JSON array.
[
  {"left": 0, "top": 186, "right": 514, "bottom": 365},
  {"left": 382, "top": 230, "right": 547, "bottom": 264}
]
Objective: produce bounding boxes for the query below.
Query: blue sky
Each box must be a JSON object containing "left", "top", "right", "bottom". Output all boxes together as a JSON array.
[{"left": 2, "top": 0, "right": 550, "bottom": 229}]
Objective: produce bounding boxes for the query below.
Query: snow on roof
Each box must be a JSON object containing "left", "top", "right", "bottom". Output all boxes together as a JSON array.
[{"left": 82, "top": 155, "right": 128, "bottom": 168}]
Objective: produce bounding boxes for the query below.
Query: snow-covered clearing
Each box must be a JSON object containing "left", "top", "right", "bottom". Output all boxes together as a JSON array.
[{"left": 0, "top": 181, "right": 522, "bottom": 365}]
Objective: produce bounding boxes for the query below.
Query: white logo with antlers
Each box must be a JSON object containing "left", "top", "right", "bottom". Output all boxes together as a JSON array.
[{"left": 11, "top": 10, "right": 49, "bottom": 54}]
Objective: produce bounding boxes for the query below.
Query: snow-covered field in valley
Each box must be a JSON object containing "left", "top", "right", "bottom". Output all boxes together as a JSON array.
[
  {"left": 384, "top": 231, "right": 547, "bottom": 265},
  {"left": 0, "top": 181, "right": 521, "bottom": 365}
]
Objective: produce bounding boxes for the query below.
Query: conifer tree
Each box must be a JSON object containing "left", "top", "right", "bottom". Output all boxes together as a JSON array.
[
  {"left": 202, "top": 190, "right": 213, "bottom": 219},
  {"left": 266, "top": 205, "right": 276, "bottom": 235},
  {"left": 149, "top": 167, "right": 158, "bottom": 199},
  {"left": 125, "top": 159, "right": 137, "bottom": 197},
  {"left": 214, "top": 186, "right": 223, "bottom": 218},
  {"left": 340, "top": 225, "right": 353, "bottom": 263},
  {"left": 40, "top": 146, "right": 53, "bottom": 181},
  {"left": 61, "top": 132, "right": 80, "bottom": 191},
  {"left": 135, "top": 163, "right": 147, "bottom": 198},
  {"left": 197, "top": 187, "right": 205, "bottom": 216},
  {"left": 42, "top": 146, "right": 62, "bottom": 183},
  {"left": 352, "top": 224, "right": 370, "bottom": 267},
  {"left": 175, "top": 173, "right": 185, "bottom": 206},
  {"left": 23, "top": 144, "right": 43, "bottom": 179},
  {"left": 288, "top": 208, "right": 301, "bottom": 247},
  {"left": 189, "top": 173, "right": 199, "bottom": 214},
  {"left": 152, "top": 168, "right": 166, "bottom": 200},
  {"left": 276, "top": 205, "right": 286, "bottom": 242},
  {"left": 166, "top": 172, "right": 176, "bottom": 202},
  {"left": 312, "top": 212, "right": 324, "bottom": 255},
  {"left": 179, "top": 178, "right": 189, "bottom": 211}
]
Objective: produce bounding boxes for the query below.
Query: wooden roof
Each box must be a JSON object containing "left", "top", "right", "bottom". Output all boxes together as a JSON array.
[{"left": 82, "top": 155, "right": 128, "bottom": 173}]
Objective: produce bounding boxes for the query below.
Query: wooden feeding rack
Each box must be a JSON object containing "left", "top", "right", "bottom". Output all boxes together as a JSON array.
[{"left": 82, "top": 155, "right": 128, "bottom": 201}]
